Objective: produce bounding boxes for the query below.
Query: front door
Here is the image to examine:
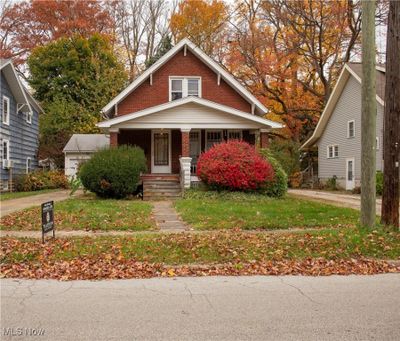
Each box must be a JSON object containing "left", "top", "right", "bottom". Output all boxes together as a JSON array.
[
  {"left": 151, "top": 130, "right": 171, "bottom": 173},
  {"left": 346, "top": 158, "right": 355, "bottom": 190}
]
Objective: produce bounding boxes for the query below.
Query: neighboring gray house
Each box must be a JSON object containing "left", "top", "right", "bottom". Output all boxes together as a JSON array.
[
  {"left": 301, "top": 63, "right": 385, "bottom": 190},
  {"left": 1, "top": 59, "right": 43, "bottom": 191},
  {"left": 63, "top": 134, "right": 109, "bottom": 178}
]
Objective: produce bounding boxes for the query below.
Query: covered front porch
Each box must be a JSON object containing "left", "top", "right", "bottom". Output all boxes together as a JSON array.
[{"left": 97, "top": 96, "right": 282, "bottom": 189}]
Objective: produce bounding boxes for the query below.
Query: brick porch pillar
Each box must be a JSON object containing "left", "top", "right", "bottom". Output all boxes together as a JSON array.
[
  {"left": 110, "top": 131, "right": 118, "bottom": 147},
  {"left": 181, "top": 128, "right": 190, "bottom": 157},
  {"left": 260, "top": 130, "right": 269, "bottom": 149}
]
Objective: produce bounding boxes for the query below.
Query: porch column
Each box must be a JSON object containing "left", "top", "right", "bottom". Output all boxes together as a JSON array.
[
  {"left": 110, "top": 131, "right": 119, "bottom": 147},
  {"left": 181, "top": 128, "right": 190, "bottom": 157},
  {"left": 180, "top": 128, "right": 192, "bottom": 188},
  {"left": 259, "top": 129, "right": 269, "bottom": 149}
]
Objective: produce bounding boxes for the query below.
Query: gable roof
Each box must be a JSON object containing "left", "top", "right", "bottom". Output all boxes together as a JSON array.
[
  {"left": 102, "top": 38, "right": 269, "bottom": 117},
  {"left": 97, "top": 96, "right": 282, "bottom": 129},
  {"left": 63, "top": 134, "right": 110, "bottom": 153},
  {"left": 301, "top": 63, "right": 385, "bottom": 150},
  {"left": 1, "top": 59, "right": 43, "bottom": 114}
]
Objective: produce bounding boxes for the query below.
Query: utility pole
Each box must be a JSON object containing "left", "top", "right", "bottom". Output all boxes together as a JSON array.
[
  {"left": 361, "top": 0, "right": 377, "bottom": 228},
  {"left": 381, "top": 1, "right": 400, "bottom": 229}
]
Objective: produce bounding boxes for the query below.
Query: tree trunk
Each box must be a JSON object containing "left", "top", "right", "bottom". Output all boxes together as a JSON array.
[
  {"left": 361, "top": 0, "right": 377, "bottom": 228},
  {"left": 381, "top": 1, "right": 400, "bottom": 229}
]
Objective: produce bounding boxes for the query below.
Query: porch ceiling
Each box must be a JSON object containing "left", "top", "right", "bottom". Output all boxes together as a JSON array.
[{"left": 97, "top": 97, "right": 283, "bottom": 132}]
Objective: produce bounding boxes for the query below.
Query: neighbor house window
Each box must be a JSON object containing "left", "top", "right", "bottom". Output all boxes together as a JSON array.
[
  {"left": 26, "top": 157, "right": 32, "bottom": 173},
  {"left": 327, "top": 145, "right": 339, "bottom": 158},
  {"left": 169, "top": 77, "right": 201, "bottom": 101},
  {"left": 227, "top": 130, "right": 242, "bottom": 140},
  {"left": 2, "top": 96, "right": 10, "bottom": 125},
  {"left": 347, "top": 120, "right": 355, "bottom": 138},
  {"left": 376, "top": 137, "right": 380, "bottom": 150},
  {"left": 26, "top": 111, "right": 33, "bottom": 124},
  {"left": 2, "top": 139, "right": 9, "bottom": 161}
]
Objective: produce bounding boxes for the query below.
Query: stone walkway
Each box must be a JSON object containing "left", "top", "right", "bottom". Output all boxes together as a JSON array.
[
  {"left": 151, "top": 201, "right": 187, "bottom": 231},
  {"left": 0, "top": 190, "right": 83, "bottom": 218}
]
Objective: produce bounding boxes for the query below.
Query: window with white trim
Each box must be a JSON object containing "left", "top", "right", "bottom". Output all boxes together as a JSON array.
[
  {"left": 227, "top": 130, "right": 242, "bottom": 140},
  {"left": 376, "top": 137, "right": 380, "bottom": 150},
  {"left": 2, "top": 96, "right": 10, "bottom": 125},
  {"left": 26, "top": 111, "right": 33, "bottom": 124},
  {"left": 327, "top": 145, "right": 339, "bottom": 158},
  {"left": 347, "top": 120, "right": 355, "bottom": 138},
  {"left": 26, "top": 157, "right": 32, "bottom": 173},
  {"left": 2, "top": 139, "right": 10, "bottom": 161},
  {"left": 206, "top": 130, "right": 223, "bottom": 150},
  {"left": 169, "top": 77, "right": 201, "bottom": 101}
]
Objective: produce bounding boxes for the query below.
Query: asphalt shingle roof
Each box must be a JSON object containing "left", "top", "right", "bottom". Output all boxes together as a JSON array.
[{"left": 63, "top": 134, "right": 110, "bottom": 152}]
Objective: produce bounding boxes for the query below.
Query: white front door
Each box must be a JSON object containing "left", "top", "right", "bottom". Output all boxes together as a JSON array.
[
  {"left": 346, "top": 158, "right": 355, "bottom": 190},
  {"left": 151, "top": 130, "right": 171, "bottom": 173}
]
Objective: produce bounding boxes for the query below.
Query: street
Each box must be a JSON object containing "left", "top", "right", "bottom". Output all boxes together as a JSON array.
[{"left": 1, "top": 274, "right": 400, "bottom": 340}]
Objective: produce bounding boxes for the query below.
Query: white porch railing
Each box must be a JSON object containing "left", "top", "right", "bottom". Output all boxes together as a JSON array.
[{"left": 179, "top": 157, "right": 192, "bottom": 189}]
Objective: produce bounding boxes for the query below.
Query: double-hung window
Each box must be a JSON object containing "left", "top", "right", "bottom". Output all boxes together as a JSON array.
[
  {"left": 2, "top": 96, "right": 10, "bottom": 125},
  {"left": 26, "top": 111, "right": 33, "bottom": 124},
  {"left": 2, "top": 139, "right": 9, "bottom": 162},
  {"left": 169, "top": 77, "right": 201, "bottom": 101},
  {"left": 347, "top": 120, "right": 355, "bottom": 138},
  {"left": 327, "top": 145, "right": 339, "bottom": 158}
]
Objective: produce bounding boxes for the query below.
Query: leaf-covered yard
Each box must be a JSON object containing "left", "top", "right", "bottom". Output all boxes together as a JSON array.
[
  {"left": 175, "top": 191, "right": 361, "bottom": 230},
  {"left": 0, "top": 195, "right": 155, "bottom": 231},
  {"left": 1, "top": 228, "right": 399, "bottom": 280}
]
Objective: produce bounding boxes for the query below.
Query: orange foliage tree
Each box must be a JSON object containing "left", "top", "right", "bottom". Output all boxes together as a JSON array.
[
  {"left": 0, "top": 0, "right": 113, "bottom": 70},
  {"left": 170, "top": 0, "right": 229, "bottom": 60}
]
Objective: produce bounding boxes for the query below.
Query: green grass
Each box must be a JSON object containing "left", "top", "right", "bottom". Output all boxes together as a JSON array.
[
  {"left": 175, "top": 190, "right": 361, "bottom": 230},
  {"left": 2, "top": 228, "right": 399, "bottom": 265},
  {"left": 0, "top": 189, "right": 61, "bottom": 201},
  {"left": 0, "top": 195, "right": 156, "bottom": 231}
]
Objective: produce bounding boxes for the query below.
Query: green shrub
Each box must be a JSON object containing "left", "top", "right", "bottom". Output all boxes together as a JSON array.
[
  {"left": 15, "top": 170, "right": 69, "bottom": 192},
  {"left": 259, "top": 149, "right": 288, "bottom": 197},
  {"left": 376, "top": 171, "right": 383, "bottom": 196},
  {"left": 268, "top": 139, "right": 301, "bottom": 177},
  {"left": 78, "top": 146, "right": 147, "bottom": 198},
  {"left": 326, "top": 176, "right": 338, "bottom": 191}
]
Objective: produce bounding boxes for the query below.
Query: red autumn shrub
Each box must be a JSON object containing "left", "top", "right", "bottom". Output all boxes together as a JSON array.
[{"left": 196, "top": 140, "right": 274, "bottom": 191}]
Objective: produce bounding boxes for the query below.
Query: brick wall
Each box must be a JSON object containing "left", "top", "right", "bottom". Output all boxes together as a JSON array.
[
  {"left": 260, "top": 132, "right": 269, "bottom": 149},
  {"left": 117, "top": 49, "right": 252, "bottom": 115}
]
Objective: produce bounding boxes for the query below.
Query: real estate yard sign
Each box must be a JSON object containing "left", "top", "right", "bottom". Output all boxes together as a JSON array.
[{"left": 41, "top": 201, "right": 55, "bottom": 243}]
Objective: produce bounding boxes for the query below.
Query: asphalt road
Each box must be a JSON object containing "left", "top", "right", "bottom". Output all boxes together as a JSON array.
[{"left": 1, "top": 275, "right": 400, "bottom": 340}]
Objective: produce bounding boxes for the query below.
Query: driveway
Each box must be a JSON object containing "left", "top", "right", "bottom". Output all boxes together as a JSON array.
[
  {"left": 1, "top": 275, "right": 399, "bottom": 340},
  {"left": 288, "top": 189, "right": 390, "bottom": 215},
  {"left": 0, "top": 190, "right": 81, "bottom": 217}
]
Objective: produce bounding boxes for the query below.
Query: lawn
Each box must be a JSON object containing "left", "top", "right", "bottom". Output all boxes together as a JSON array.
[
  {"left": 0, "top": 189, "right": 61, "bottom": 201},
  {"left": 175, "top": 190, "right": 361, "bottom": 230},
  {"left": 0, "top": 195, "right": 156, "bottom": 231},
  {"left": 1, "top": 227, "right": 399, "bottom": 279}
]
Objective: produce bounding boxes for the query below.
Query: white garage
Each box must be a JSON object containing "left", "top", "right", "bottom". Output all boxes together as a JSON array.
[{"left": 63, "top": 134, "right": 110, "bottom": 178}]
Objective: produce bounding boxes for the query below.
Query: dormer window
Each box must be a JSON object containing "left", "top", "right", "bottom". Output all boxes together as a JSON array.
[{"left": 169, "top": 77, "right": 201, "bottom": 101}]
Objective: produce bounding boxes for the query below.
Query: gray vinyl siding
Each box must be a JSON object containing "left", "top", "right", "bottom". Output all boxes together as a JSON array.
[
  {"left": 1, "top": 73, "right": 39, "bottom": 187},
  {"left": 317, "top": 76, "right": 384, "bottom": 187}
]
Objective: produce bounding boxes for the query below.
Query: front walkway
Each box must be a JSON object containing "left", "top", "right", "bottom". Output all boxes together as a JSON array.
[
  {"left": 152, "top": 201, "right": 187, "bottom": 231},
  {"left": 0, "top": 190, "right": 82, "bottom": 218},
  {"left": 288, "top": 189, "right": 391, "bottom": 216}
]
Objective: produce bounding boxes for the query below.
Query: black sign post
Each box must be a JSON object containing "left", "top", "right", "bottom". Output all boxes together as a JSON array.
[{"left": 41, "top": 201, "right": 55, "bottom": 243}]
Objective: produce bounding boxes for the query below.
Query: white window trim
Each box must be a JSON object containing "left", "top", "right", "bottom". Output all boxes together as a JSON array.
[
  {"left": 26, "top": 157, "right": 31, "bottom": 174},
  {"left": 347, "top": 120, "right": 355, "bottom": 138},
  {"left": 169, "top": 76, "right": 202, "bottom": 101},
  {"left": 2, "top": 96, "right": 10, "bottom": 125},
  {"left": 227, "top": 129, "right": 243, "bottom": 140},
  {"left": 26, "top": 111, "right": 33, "bottom": 124},
  {"left": 327, "top": 144, "right": 339, "bottom": 159},
  {"left": 376, "top": 137, "right": 380, "bottom": 150},
  {"left": 2, "top": 139, "right": 10, "bottom": 162},
  {"left": 205, "top": 129, "right": 223, "bottom": 150}
]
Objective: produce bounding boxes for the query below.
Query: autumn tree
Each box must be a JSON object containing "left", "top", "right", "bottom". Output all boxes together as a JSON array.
[
  {"left": 170, "top": 0, "right": 229, "bottom": 60},
  {"left": 0, "top": 0, "right": 113, "bottom": 71},
  {"left": 28, "top": 34, "right": 127, "bottom": 166}
]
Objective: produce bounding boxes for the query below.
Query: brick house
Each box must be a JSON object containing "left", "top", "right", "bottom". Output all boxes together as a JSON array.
[{"left": 97, "top": 38, "right": 282, "bottom": 197}]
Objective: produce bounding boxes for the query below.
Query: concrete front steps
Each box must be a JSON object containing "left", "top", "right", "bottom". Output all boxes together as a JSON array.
[{"left": 142, "top": 174, "right": 182, "bottom": 201}]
